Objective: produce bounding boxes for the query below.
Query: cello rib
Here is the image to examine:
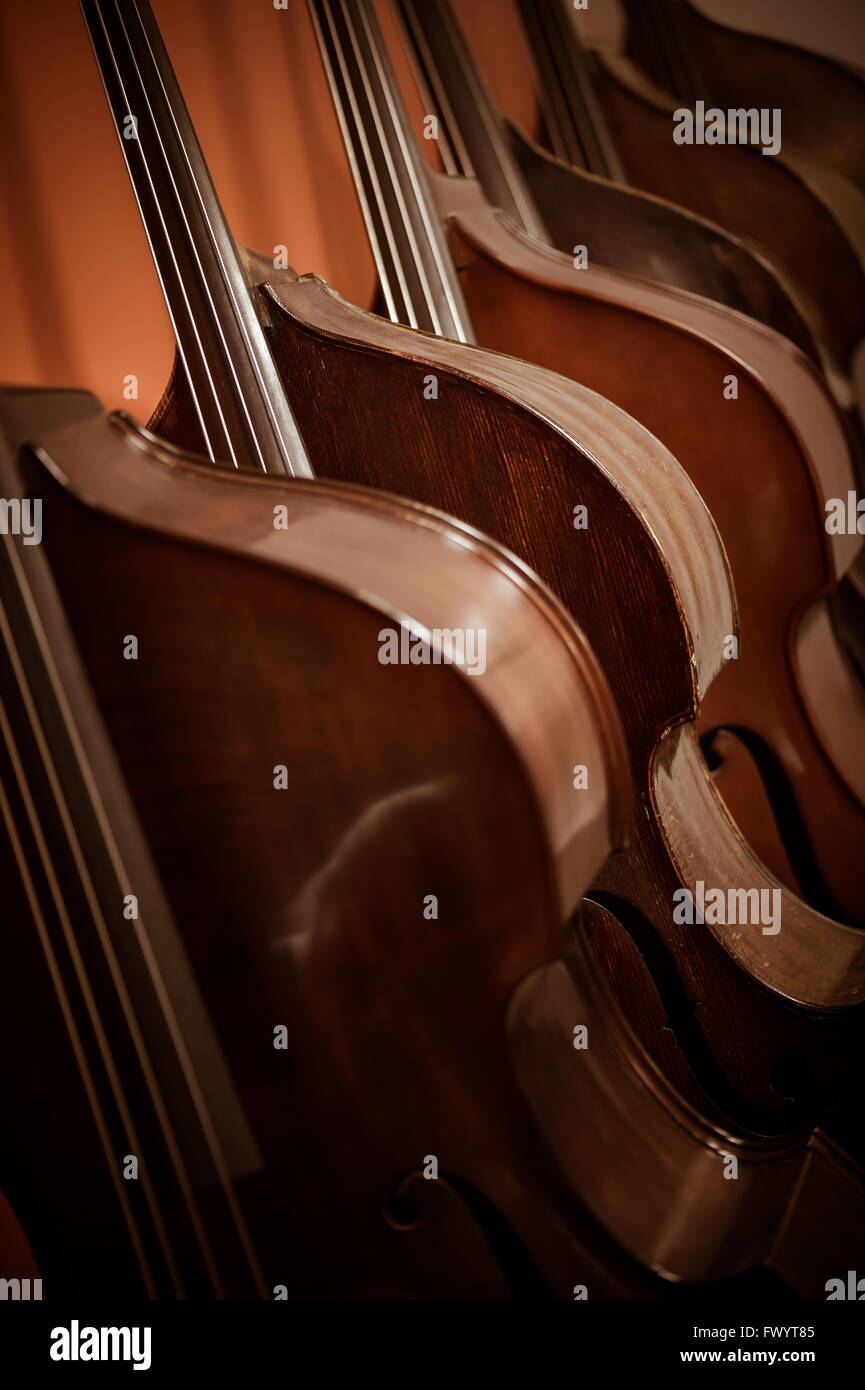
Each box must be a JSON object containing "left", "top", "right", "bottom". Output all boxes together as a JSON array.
[{"left": 507, "top": 943, "right": 865, "bottom": 1294}]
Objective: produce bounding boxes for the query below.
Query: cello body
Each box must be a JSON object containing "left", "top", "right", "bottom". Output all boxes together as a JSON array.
[{"left": 0, "top": 385, "right": 633, "bottom": 1297}]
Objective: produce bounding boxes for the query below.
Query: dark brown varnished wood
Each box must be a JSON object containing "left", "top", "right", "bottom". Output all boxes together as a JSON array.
[
  {"left": 404, "top": 0, "right": 865, "bottom": 902},
  {"left": 0, "top": 385, "right": 634, "bottom": 1298},
  {"left": 143, "top": 278, "right": 865, "bottom": 1285}
]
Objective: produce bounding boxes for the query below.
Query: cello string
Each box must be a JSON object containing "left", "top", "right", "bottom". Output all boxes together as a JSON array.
[
  {"left": 128, "top": 0, "right": 313, "bottom": 477},
  {"left": 0, "top": 587, "right": 186, "bottom": 1294},
  {"left": 389, "top": 0, "right": 469, "bottom": 179},
  {"left": 312, "top": 0, "right": 471, "bottom": 340},
  {"left": 86, "top": 0, "right": 313, "bottom": 478},
  {"left": 427, "top": 0, "right": 547, "bottom": 231},
  {"left": 513, "top": 0, "right": 582, "bottom": 167},
  {"left": 350, "top": 0, "right": 475, "bottom": 341},
  {"left": 4, "top": 471, "right": 268, "bottom": 1295},
  {"left": 311, "top": 0, "right": 422, "bottom": 327},
  {"left": 336, "top": 0, "right": 448, "bottom": 333},
  {"left": 86, "top": 0, "right": 242, "bottom": 466},
  {"left": 0, "top": 698, "right": 160, "bottom": 1296}
]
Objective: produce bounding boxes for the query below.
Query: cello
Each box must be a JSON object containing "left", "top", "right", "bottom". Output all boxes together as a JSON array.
[{"left": 0, "top": 345, "right": 638, "bottom": 1300}]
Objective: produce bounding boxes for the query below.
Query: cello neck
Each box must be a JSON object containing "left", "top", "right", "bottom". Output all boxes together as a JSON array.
[
  {"left": 394, "top": 0, "right": 548, "bottom": 239},
  {"left": 79, "top": 0, "right": 312, "bottom": 477},
  {"left": 514, "top": 0, "right": 627, "bottom": 182},
  {"left": 625, "top": 0, "right": 706, "bottom": 107},
  {"left": 306, "top": 0, "right": 475, "bottom": 342}
]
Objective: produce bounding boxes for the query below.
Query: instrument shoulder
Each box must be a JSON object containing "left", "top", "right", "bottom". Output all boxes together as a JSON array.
[{"left": 261, "top": 268, "right": 735, "bottom": 704}]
